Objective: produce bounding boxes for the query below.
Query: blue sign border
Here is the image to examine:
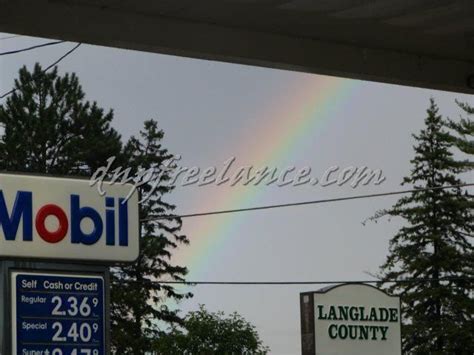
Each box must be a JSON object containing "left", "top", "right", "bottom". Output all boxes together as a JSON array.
[{"left": 11, "top": 271, "right": 106, "bottom": 355}]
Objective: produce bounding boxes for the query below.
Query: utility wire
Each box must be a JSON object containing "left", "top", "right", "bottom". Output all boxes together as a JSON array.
[
  {"left": 0, "top": 40, "right": 65, "bottom": 56},
  {"left": 142, "top": 182, "right": 474, "bottom": 221},
  {"left": 0, "top": 43, "right": 81, "bottom": 99},
  {"left": 43, "top": 42, "right": 81, "bottom": 72},
  {"left": 117, "top": 276, "right": 474, "bottom": 286}
]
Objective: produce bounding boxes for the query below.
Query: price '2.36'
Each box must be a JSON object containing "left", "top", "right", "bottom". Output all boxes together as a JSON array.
[{"left": 51, "top": 296, "right": 99, "bottom": 317}]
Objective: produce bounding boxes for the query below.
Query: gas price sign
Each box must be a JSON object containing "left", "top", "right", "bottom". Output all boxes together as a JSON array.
[{"left": 11, "top": 272, "right": 105, "bottom": 355}]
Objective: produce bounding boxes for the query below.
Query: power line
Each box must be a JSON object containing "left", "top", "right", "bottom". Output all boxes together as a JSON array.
[
  {"left": 0, "top": 40, "right": 65, "bottom": 56},
  {"left": 117, "top": 276, "right": 474, "bottom": 286},
  {"left": 43, "top": 43, "right": 81, "bottom": 72},
  {"left": 0, "top": 43, "right": 81, "bottom": 99},
  {"left": 142, "top": 182, "right": 474, "bottom": 221}
]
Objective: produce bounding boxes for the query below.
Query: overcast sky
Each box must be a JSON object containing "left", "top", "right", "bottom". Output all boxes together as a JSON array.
[{"left": 1, "top": 34, "right": 473, "bottom": 354}]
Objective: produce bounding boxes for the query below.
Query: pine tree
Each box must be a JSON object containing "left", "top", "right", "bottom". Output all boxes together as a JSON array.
[
  {"left": 0, "top": 64, "right": 122, "bottom": 175},
  {"left": 0, "top": 64, "right": 191, "bottom": 354},
  {"left": 447, "top": 100, "right": 474, "bottom": 169},
  {"left": 371, "top": 99, "right": 474, "bottom": 354},
  {"left": 110, "top": 120, "right": 191, "bottom": 354}
]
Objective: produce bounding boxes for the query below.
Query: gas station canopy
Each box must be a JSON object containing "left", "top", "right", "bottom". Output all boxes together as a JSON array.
[{"left": 1, "top": 0, "right": 474, "bottom": 93}]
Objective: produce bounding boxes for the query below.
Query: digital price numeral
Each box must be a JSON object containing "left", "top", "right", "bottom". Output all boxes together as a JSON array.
[
  {"left": 51, "top": 349, "right": 100, "bottom": 355},
  {"left": 52, "top": 322, "right": 99, "bottom": 343},
  {"left": 51, "top": 296, "right": 99, "bottom": 317}
]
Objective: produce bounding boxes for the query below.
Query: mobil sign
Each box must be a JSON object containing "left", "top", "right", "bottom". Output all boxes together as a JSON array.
[{"left": 0, "top": 173, "right": 139, "bottom": 262}]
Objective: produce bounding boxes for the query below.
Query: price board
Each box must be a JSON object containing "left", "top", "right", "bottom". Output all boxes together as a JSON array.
[{"left": 11, "top": 271, "right": 105, "bottom": 355}]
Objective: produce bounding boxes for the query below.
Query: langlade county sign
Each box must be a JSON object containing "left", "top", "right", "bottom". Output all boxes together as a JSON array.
[
  {"left": 0, "top": 173, "right": 139, "bottom": 263},
  {"left": 300, "top": 283, "right": 401, "bottom": 355}
]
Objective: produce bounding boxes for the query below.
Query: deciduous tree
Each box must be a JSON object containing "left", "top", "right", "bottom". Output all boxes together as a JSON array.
[{"left": 154, "top": 305, "right": 269, "bottom": 354}]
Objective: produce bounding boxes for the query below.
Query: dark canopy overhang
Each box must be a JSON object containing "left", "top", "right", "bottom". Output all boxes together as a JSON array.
[{"left": 1, "top": 0, "right": 474, "bottom": 93}]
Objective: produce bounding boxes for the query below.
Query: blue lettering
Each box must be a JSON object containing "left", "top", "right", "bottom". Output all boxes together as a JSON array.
[
  {"left": 0, "top": 191, "right": 32, "bottom": 241},
  {"left": 105, "top": 197, "right": 115, "bottom": 246},
  {"left": 118, "top": 198, "right": 129, "bottom": 246},
  {"left": 70, "top": 194, "right": 103, "bottom": 245}
]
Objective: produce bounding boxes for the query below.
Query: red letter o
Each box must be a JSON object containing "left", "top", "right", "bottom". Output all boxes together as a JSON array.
[{"left": 35, "top": 204, "right": 68, "bottom": 243}]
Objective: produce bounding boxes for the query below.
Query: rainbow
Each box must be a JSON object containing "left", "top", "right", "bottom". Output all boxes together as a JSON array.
[{"left": 172, "top": 74, "right": 357, "bottom": 282}]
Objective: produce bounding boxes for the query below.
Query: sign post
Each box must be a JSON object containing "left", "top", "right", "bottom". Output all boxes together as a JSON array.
[
  {"left": 300, "top": 283, "right": 401, "bottom": 355},
  {"left": 0, "top": 173, "right": 139, "bottom": 354}
]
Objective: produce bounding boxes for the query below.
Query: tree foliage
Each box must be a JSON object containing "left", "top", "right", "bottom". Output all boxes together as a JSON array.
[
  {"left": 154, "top": 305, "right": 269, "bottom": 354},
  {"left": 0, "top": 64, "right": 191, "bottom": 354},
  {"left": 0, "top": 64, "right": 122, "bottom": 174},
  {"left": 447, "top": 100, "right": 474, "bottom": 167},
  {"left": 370, "top": 99, "right": 474, "bottom": 354},
  {"left": 111, "top": 120, "right": 192, "bottom": 354}
]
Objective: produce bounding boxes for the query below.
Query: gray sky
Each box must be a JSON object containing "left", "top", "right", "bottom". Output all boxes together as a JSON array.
[{"left": 1, "top": 35, "right": 473, "bottom": 354}]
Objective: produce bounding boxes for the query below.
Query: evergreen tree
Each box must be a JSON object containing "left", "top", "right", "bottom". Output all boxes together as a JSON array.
[
  {"left": 0, "top": 64, "right": 191, "bottom": 354},
  {"left": 370, "top": 99, "right": 474, "bottom": 354},
  {"left": 0, "top": 64, "right": 122, "bottom": 174},
  {"left": 447, "top": 100, "right": 474, "bottom": 168},
  {"left": 111, "top": 120, "right": 191, "bottom": 354}
]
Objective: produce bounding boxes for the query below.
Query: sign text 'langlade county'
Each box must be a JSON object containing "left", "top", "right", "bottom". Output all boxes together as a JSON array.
[{"left": 316, "top": 304, "right": 399, "bottom": 341}]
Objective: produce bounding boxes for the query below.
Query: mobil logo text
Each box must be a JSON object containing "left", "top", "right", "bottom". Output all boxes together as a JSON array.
[
  {"left": 0, "top": 174, "right": 138, "bottom": 262},
  {"left": 0, "top": 190, "right": 129, "bottom": 246}
]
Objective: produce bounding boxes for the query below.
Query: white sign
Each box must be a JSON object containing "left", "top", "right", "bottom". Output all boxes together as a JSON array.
[
  {"left": 0, "top": 173, "right": 139, "bottom": 262},
  {"left": 301, "top": 283, "right": 401, "bottom": 355}
]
